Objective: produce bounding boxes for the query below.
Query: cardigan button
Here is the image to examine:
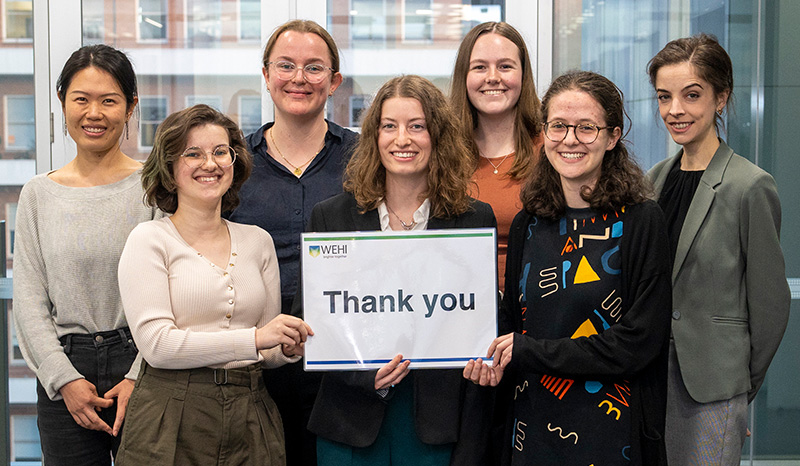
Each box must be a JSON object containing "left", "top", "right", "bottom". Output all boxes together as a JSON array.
[{"left": 672, "top": 311, "right": 681, "bottom": 320}]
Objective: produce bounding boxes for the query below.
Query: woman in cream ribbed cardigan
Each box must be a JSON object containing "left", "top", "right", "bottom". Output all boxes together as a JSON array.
[{"left": 116, "top": 104, "right": 312, "bottom": 465}]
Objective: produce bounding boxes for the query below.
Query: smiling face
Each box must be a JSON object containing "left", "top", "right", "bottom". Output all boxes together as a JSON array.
[
  {"left": 60, "top": 66, "right": 134, "bottom": 157},
  {"left": 655, "top": 61, "right": 727, "bottom": 154},
  {"left": 263, "top": 30, "right": 342, "bottom": 119},
  {"left": 173, "top": 124, "right": 234, "bottom": 210},
  {"left": 466, "top": 33, "right": 523, "bottom": 120},
  {"left": 378, "top": 97, "right": 432, "bottom": 184},
  {"left": 544, "top": 89, "right": 620, "bottom": 202}
]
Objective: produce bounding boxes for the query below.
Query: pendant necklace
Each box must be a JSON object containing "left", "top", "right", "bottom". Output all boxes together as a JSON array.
[
  {"left": 386, "top": 204, "right": 417, "bottom": 230},
  {"left": 269, "top": 128, "right": 323, "bottom": 177},
  {"left": 485, "top": 151, "right": 514, "bottom": 174}
]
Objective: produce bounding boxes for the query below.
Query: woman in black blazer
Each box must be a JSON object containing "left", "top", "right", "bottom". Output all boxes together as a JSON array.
[{"left": 303, "top": 75, "right": 496, "bottom": 466}]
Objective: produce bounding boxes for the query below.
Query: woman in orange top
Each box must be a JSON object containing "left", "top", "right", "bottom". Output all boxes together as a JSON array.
[{"left": 450, "top": 22, "right": 542, "bottom": 292}]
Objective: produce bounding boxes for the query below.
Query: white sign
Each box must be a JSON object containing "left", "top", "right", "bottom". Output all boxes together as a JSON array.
[{"left": 302, "top": 229, "right": 497, "bottom": 371}]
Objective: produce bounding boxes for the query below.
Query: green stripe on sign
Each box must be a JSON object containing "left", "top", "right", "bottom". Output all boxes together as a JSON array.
[{"left": 309, "top": 232, "right": 494, "bottom": 241}]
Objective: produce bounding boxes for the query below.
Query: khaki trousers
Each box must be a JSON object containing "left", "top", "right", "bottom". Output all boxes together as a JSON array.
[{"left": 116, "top": 362, "right": 285, "bottom": 466}]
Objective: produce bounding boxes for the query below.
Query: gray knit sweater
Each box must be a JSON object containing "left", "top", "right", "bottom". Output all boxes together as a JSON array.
[{"left": 13, "top": 170, "right": 160, "bottom": 400}]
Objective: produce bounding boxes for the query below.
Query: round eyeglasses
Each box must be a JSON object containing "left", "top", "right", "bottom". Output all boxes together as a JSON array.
[
  {"left": 543, "top": 121, "right": 611, "bottom": 144},
  {"left": 265, "top": 61, "right": 335, "bottom": 83},
  {"left": 179, "top": 144, "right": 237, "bottom": 169}
]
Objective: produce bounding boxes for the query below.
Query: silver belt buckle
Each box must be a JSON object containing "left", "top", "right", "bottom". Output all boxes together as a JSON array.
[{"left": 213, "top": 368, "right": 228, "bottom": 385}]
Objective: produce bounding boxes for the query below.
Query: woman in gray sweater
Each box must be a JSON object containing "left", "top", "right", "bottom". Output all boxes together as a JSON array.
[{"left": 12, "top": 45, "right": 159, "bottom": 465}]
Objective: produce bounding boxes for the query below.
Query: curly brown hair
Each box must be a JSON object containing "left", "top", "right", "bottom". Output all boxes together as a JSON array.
[
  {"left": 647, "top": 33, "right": 733, "bottom": 132},
  {"left": 520, "top": 71, "right": 651, "bottom": 219},
  {"left": 141, "top": 104, "right": 252, "bottom": 214},
  {"left": 449, "top": 22, "right": 542, "bottom": 180},
  {"left": 344, "top": 75, "right": 473, "bottom": 218}
]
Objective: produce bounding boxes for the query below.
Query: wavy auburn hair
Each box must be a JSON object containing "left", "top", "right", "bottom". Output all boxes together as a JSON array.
[
  {"left": 344, "top": 75, "right": 473, "bottom": 218},
  {"left": 141, "top": 104, "right": 252, "bottom": 214},
  {"left": 520, "top": 71, "right": 650, "bottom": 219},
  {"left": 450, "top": 22, "right": 542, "bottom": 180}
]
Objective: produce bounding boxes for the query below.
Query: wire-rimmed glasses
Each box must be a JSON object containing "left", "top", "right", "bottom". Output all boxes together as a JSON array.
[
  {"left": 265, "top": 61, "right": 335, "bottom": 83},
  {"left": 543, "top": 121, "right": 610, "bottom": 144},
  {"left": 179, "top": 144, "right": 237, "bottom": 169}
]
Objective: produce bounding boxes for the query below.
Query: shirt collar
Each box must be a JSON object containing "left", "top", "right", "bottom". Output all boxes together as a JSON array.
[
  {"left": 246, "top": 120, "right": 344, "bottom": 161},
  {"left": 378, "top": 198, "right": 431, "bottom": 231}
]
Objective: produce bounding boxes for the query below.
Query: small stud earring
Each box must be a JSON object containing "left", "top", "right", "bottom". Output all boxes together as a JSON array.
[{"left": 717, "top": 108, "right": 723, "bottom": 115}]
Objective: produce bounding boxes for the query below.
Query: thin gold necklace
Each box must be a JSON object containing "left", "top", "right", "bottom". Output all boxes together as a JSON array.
[
  {"left": 485, "top": 151, "right": 514, "bottom": 174},
  {"left": 269, "top": 127, "right": 323, "bottom": 177}
]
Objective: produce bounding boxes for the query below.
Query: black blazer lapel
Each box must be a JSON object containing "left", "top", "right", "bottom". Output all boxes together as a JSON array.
[{"left": 428, "top": 216, "right": 457, "bottom": 230}]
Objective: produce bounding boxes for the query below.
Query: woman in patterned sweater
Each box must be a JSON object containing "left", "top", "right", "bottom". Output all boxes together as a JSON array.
[{"left": 465, "top": 70, "right": 672, "bottom": 465}]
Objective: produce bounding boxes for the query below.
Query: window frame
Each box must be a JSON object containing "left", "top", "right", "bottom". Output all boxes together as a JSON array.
[
  {"left": 2, "top": 0, "right": 33, "bottom": 42},
  {"left": 3, "top": 95, "right": 35, "bottom": 151},
  {"left": 238, "top": 0, "right": 260, "bottom": 43},
  {"left": 138, "top": 95, "right": 169, "bottom": 151},
  {"left": 136, "top": 0, "right": 168, "bottom": 43}
]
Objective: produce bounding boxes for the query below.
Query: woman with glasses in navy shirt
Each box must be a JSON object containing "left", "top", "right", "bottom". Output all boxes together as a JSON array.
[{"left": 225, "top": 19, "right": 358, "bottom": 466}]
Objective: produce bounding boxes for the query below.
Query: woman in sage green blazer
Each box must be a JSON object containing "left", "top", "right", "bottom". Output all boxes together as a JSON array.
[{"left": 647, "top": 34, "right": 790, "bottom": 466}]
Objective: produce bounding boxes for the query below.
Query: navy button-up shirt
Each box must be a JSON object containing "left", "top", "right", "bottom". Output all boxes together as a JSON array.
[{"left": 226, "top": 120, "right": 358, "bottom": 312}]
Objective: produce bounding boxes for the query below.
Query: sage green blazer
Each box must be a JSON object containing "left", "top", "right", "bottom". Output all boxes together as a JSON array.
[{"left": 648, "top": 140, "right": 790, "bottom": 404}]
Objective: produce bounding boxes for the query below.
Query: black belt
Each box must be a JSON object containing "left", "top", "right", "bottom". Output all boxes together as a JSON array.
[{"left": 144, "top": 362, "right": 261, "bottom": 387}]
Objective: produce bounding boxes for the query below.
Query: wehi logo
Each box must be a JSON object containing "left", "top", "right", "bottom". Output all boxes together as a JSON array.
[{"left": 309, "top": 243, "right": 348, "bottom": 258}]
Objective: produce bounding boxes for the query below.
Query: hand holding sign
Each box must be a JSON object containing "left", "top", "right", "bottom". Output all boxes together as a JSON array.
[
  {"left": 375, "top": 354, "right": 411, "bottom": 390},
  {"left": 255, "top": 314, "right": 313, "bottom": 355}
]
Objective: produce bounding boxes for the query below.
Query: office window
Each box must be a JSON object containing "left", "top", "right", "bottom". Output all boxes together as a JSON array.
[
  {"left": 10, "top": 415, "right": 39, "bottom": 461},
  {"left": 5, "top": 203, "right": 15, "bottom": 261},
  {"left": 138, "top": 0, "right": 167, "bottom": 41},
  {"left": 349, "top": 95, "right": 369, "bottom": 127},
  {"left": 3, "top": 0, "right": 32, "bottom": 41},
  {"left": 139, "top": 96, "right": 168, "bottom": 149},
  {"left": 5, "top": 96, "right": 35, "bottom": 151},
  {"left": 82, "top": 0, "right": 104, "bottom": 44},
  {"left": 239, "top": 0, "right": 260, "bottom": 41},
  {"left": 350, "top": 0, "right": 387, "bottom": 43},
  {"left": 187, "top": 0, "right": 221, "bottom": 46},
  {"left": 331, "top": 0, "right": 504, "bottom": 127},
  {"left": 403, "top": 0, "right": 433, "bottom": 42},
  {"left": 239, "top": 95, "right": 262, "bottom": 136},
  {"left": 9, "top": 310, "right": 24, "bottom": 362},
  {"left": 185, "top": 95, "right": 222, "bottom": 111}
]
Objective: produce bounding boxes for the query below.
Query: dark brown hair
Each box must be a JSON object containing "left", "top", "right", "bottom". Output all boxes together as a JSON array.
[
  {"left": 262, "top": 20, "right": 340, "bottom": 72},
  {"left": 141, "top": 104, "right": 252, "bottom": 214},
  {"left": 450, "top": 22, "right": 541, "bottom": 180},
  {"left": 520, "top": 71, "right": 650, "bottom": 219},
  {"left": 344, "top": 75, "right": 473, "bottom": 218},
  {"left": 57, "top": 44, "right": 137, "bottom": 112},
  {"left": 647, "top": 33, "right": 733, "bottom": 131}
]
